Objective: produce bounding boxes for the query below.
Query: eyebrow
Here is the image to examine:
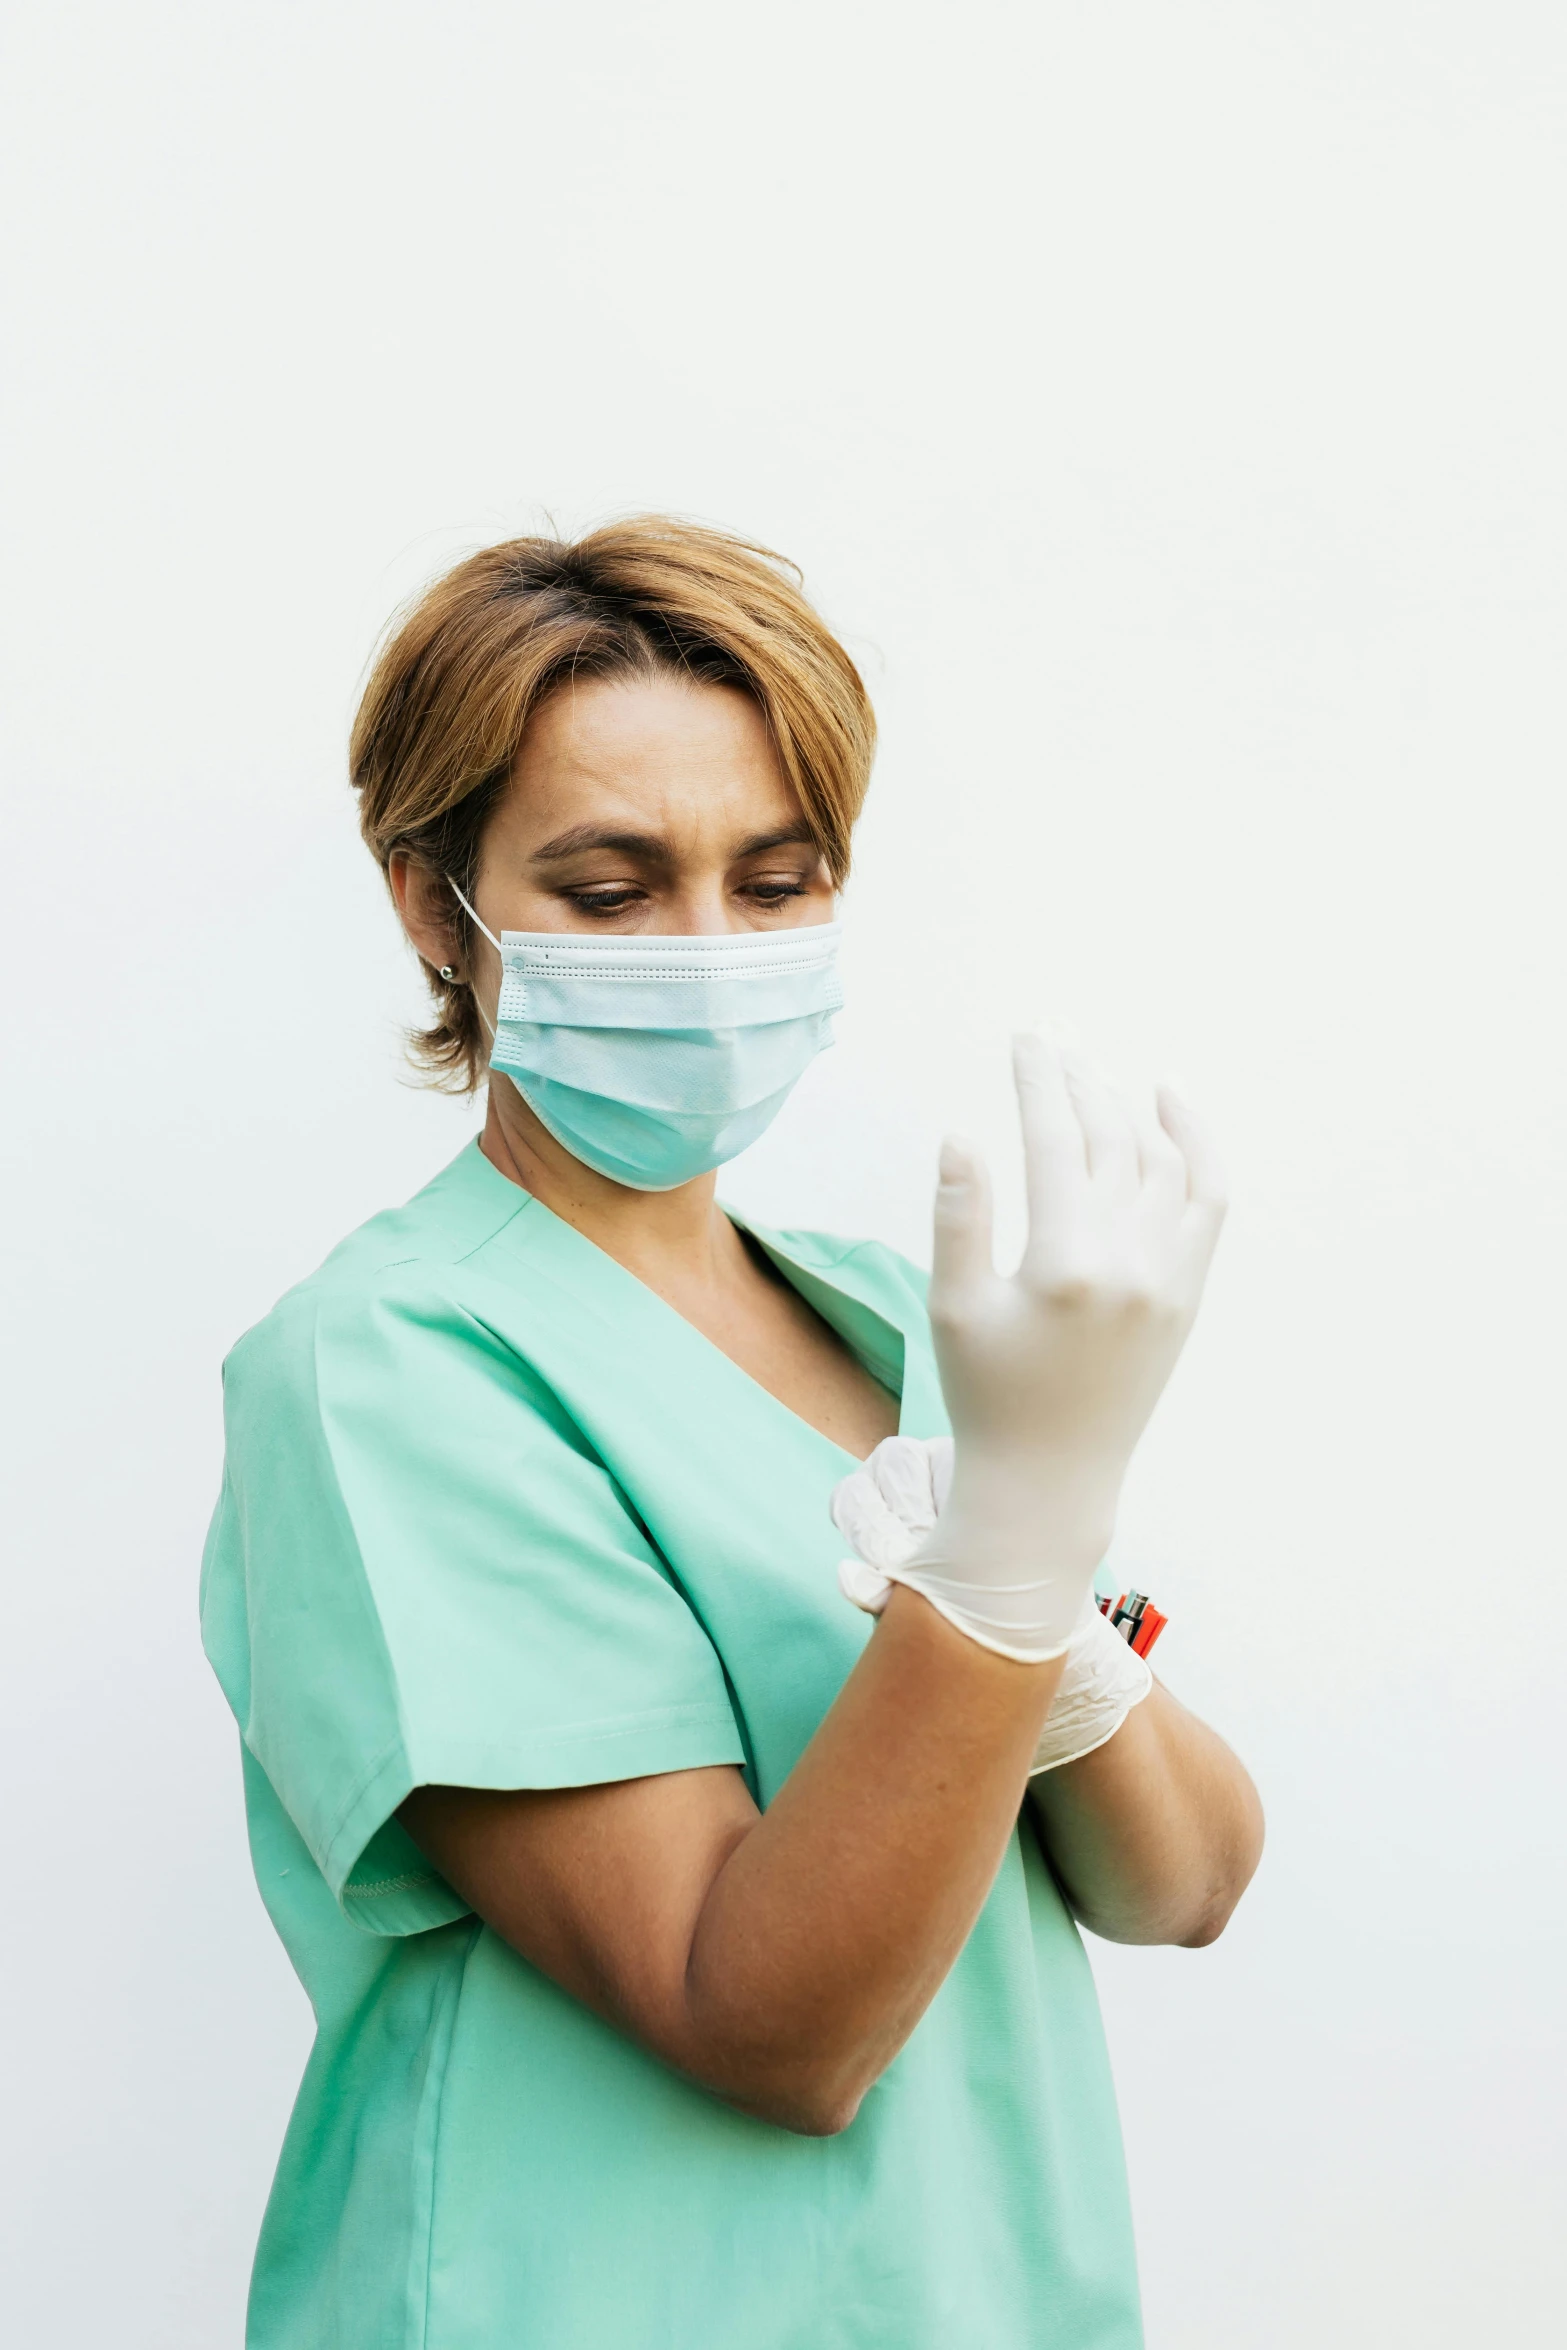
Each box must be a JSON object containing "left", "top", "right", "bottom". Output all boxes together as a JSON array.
[{"left": 528, "top": 822, "right": 819, "bottom": 865}]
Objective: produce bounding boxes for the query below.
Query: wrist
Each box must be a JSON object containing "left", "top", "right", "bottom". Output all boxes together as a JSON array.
[
  {"left": 829, "top": 1434, "right": 1117, "bottom": 1664},
  {"left": 917, "top": 1488, "right": 1112, "bottom": 1606},
  {"left": 879, "top": 1580, "right": 1068, "bottom": 1677},
  {"left": 881, "top": 1570, "right": 1079, "bottom": 1668}
]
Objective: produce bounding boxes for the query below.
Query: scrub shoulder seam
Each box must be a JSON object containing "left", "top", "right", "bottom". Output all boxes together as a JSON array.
[
  {"left": 451, "top": 1191, "right": 535, "bottom": 1268},
  {"left": 346, "top": 1869, "right": 443, "bottom": 1898},
  {"left": 792, "top": 1235, "right": 929, "bottom": 1297}
]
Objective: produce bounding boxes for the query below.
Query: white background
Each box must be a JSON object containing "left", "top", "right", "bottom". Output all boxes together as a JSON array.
[{"left": 3, "top": 4, "right": 1564, "bottom": 2342}]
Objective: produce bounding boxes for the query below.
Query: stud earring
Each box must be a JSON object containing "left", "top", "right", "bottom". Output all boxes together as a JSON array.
[{"left": 439, "top": 965, "right": 457, "bottom": 982}]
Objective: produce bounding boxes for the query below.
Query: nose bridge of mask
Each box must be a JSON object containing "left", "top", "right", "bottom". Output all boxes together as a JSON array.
[
  {"left": 502, "top": 942, "right": 844, "bottom": 1033},
  {"left": 447, "top": 880, "right": 843, "bottom": 1029}
]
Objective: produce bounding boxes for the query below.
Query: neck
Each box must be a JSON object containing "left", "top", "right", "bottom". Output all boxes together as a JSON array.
[{"left": 479, "top": 1077, "right": 743, "bottom": 1286}]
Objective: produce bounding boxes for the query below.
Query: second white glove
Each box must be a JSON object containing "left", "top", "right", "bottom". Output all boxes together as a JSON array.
[{"left": 832, "top": 1437, "right": 1153, "bottom": 1773}]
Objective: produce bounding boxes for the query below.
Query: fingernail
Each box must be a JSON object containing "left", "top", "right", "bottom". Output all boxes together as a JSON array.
[{"left": 938, "top": 1137, "right": 976, "bottom": 1184}]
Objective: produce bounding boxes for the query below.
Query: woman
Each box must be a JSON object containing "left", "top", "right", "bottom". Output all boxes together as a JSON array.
[{"left": 201, "top": 517, "right": 1263, "bottom": 2350}]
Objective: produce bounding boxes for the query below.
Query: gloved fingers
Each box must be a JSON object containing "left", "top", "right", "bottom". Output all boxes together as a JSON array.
[
  {"left": 829, "top": 1465, "right": 923, "bottom": 1571},
  {"left": 1026, "top": 1676, "right": 1152, "bottom": 1774},
  {"left": 1012, "top": 1031, "right": 1086, "bottom": 1247},
  {"left": 929, "top": 1134, "right": 995, "bottom": 1311},
  {"left": 1130, "top": 1083, "right": 1188, "bottom": 1209},
  {"left": 838, "top": 1555, "right": 894, "bottom": 1616},
  {"left": 866, "top": 1435, "right": 941, "bottom": 1535},
  {"left": 1026, "top": 1600, "right": 1154, "bottom": 1773},
  {"left": 1155, "top": 1079, "right": 1229, "bottom": 1251},
  {"left": 1061, "top": 1047, "right": 1140, "bottom": 1192}
]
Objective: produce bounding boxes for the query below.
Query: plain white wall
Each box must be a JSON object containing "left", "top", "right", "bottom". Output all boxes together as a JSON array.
[{"left": 3, "top": 3, "right": 1564, "bottom": 2341}]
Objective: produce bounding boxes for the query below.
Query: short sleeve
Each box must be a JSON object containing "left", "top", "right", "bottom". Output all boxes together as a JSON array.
[{"left": 201, "top": 1276, "right": 745, "bottom": 1936}]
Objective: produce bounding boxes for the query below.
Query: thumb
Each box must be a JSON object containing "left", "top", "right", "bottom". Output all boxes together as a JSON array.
[
  {"left": 928, "top": 1435, "right": 955, "bottom": 1514},
  {"left": 930, "top": 1135, "right": 994, "bottom": 1308}
]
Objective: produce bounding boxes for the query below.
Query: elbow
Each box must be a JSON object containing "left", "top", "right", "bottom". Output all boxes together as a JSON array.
[
  {"left": 1076, "top": 1882, "right": 1244, "bottom": 1948},
  {"left": 770, "top": 2088, "right": 863, "bottom": 2139},
  {"left": 680, "top": 1966, "right": 874, "bottom": 2137},
  {"left": 728, "top": 2066, "right": 866, "bottom": 2138},
  {"left": 1178, "top": 1804, "right": 1266, "bottom": 1950},
  {"left": 712, "top": 2051, "right": 870, "bottom": 2138},
  {"left": 1177, "top": 1895, "right": 1238, "bottom": 1949}
]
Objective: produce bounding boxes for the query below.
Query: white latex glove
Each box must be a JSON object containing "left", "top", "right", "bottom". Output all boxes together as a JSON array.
[
  {"left": 832, "top": 1436, "right": 1152, "bottom": 1772},
  {"left": 847, "top": 1033, "right": 1225, "bottom": 1663}
]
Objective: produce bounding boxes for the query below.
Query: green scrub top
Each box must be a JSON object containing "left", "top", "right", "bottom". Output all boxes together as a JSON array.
[{"left": 201, "top": 1140, "right": 1142, "bottom": 2350}]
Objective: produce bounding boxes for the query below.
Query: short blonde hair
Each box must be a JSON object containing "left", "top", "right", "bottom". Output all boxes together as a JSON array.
[{"left": 351, "top": 516, "right": 877, "bottom": 1091}]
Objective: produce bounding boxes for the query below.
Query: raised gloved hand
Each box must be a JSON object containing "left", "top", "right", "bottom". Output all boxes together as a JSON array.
[
  {"left": 832, "top": 1436, "right": 1152, "bottom": 1771},
  {"left": 841, "top": 1033, "right": 1225, "bottom": 1664}
]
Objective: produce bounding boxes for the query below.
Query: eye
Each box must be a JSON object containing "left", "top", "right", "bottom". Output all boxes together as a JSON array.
[
  {"left": 741, "top": 876, "right": 812, "bottom": 905},
  {"left": 565, "top": 886, "right": 646, "bottom": 916}
]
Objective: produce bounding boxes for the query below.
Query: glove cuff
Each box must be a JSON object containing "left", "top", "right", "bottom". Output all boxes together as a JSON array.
[
  {"left": 1027, "top": 1598, "right": 1154, "bottom": 1774},
  {"left": 876, "top": 1566, "right": 1076, "bottom": 1665}
]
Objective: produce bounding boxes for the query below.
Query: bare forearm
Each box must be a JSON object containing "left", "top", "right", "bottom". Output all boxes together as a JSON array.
[
  {"left": 683, "top": 1589, "right": 1064, "bottom": 2127},
  {"left": 404, "top": 1587, "right": 1064, "bottom": 2136},
  {"left": 1027, "top": 1680, "right": 1263, "bottom": 1946}
]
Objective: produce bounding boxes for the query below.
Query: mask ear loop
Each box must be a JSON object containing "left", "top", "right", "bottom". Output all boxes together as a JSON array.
[
  {"left": 447, "top": 877, "right": 501, "bottom": 1041},
  {"left": 445, "top": 881, "right": 532, "bottom": 1198}
]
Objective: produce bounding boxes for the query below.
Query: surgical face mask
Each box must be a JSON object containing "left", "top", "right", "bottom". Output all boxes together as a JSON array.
[{"left": 450, "top": 884, "right": 844, "bottom": 1192}]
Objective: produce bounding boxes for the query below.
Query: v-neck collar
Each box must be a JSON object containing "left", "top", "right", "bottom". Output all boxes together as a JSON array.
[{"left": 447, "top": 1140, "right": 935, "bottom": 1461}]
